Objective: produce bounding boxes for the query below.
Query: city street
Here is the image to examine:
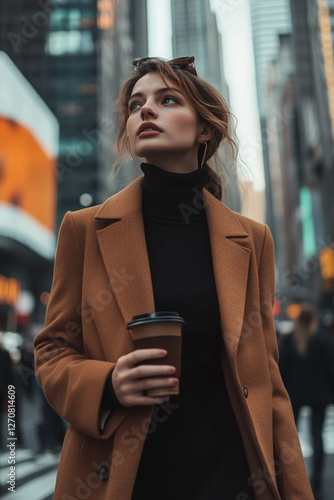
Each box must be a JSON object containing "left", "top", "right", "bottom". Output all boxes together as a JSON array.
[
  {"left": 299, "top": 406, "right": 334, "bottom": 500},
  {"left": 1, "top": 393, "right": 333, "bottom": 499},
  {"left": 1, "top": 0, "right": 334, "bottom": 499}
]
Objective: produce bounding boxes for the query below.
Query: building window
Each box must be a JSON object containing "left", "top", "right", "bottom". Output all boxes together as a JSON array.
[
  {"left": 46, "top": 30, "right": 94, "bottom": 55},
  {"left": 50, "top": 9, "right": 81, "bottom": 29},
  {"left": 50, "top": 8, "right": 95, "bottom": 29}
]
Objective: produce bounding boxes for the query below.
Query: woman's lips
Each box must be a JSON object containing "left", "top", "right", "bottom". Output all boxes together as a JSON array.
[
  {"left": 137, "top": 122, "right": 163, "bottom": 135},
  {"left": 138, "top": 130, "right": 162, "bottom": 138}
]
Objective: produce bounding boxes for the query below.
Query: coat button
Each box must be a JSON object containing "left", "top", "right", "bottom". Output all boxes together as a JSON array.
[
  {"left": 97, "top": 465, "right": 109, "bottom": 481},
  {"left": 242, "top": 384, "right": 248, "bottom": 398}
]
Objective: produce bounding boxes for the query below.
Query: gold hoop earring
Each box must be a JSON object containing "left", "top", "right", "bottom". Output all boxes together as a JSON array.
[
  {"left": 130, "top": 152, "right": 136, "bottom": 167},
  {"left": 200, "top": 141, "right": 207, "bottom": 168}
]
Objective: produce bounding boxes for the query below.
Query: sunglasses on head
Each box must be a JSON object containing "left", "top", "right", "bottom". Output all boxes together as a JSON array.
[{"left": 132, "top": 56, "right": 197, "bottom": 76}]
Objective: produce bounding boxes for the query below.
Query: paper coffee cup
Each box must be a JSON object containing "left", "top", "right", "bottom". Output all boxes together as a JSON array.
[{"left": 126, "top": 312, "right": 185, "bottom": 397}]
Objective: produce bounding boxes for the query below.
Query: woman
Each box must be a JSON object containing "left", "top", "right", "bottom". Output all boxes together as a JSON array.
[
  {"left": 279, "top": 303, "right": 334, "bottom": 497},
  {"left": 34, "top": 56, "right": 313, "bottom": 500}
]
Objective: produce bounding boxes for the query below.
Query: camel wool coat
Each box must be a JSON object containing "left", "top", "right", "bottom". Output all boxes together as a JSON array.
[{"left": 34, "top": 175, "right": 314, "bottom": 500}]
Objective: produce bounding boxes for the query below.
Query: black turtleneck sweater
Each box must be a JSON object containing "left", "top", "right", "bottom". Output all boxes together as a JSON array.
[
  {"left": 128, "top": 163, "right": 254, "bottom": 500},
  {"left": 106, "top": 163, "right": 254, "bottom": 500}
]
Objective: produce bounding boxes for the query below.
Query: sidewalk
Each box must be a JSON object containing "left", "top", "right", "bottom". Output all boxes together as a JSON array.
[
  {"left": 304, "top": 454, "right": 334, "bottom": 500},
  {"left": 298, "top": 405, "right": 334, "bottom": 499}
]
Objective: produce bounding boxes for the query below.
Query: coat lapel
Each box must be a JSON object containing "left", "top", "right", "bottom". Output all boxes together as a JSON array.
[
  {"left": 95, "top": 177, "right": 155, "bottom": 326},
  {"left": 202, "top": 189, "right": 251, "bottom": 360},
  {"left": 95, "top": 176, "right": 251, "bottom": 358}
]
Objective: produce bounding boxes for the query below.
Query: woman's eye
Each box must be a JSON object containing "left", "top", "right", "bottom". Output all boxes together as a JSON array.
[
  {"left": 128, "top": 101, "right": 141, "bottom": 112},
  {"left": 163, "top": 96, "right": 177, "bottom": 104}
]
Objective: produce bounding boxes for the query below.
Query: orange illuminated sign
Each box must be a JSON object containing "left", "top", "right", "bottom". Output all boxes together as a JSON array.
[
  {"left": 0, "top": 274, "right": 20, "bottom": 307},
  {"left": 0, "top": 117, "right": 56, "bottom": 232},
  {"left": 0, "top": 51, "right": 58, "bottom": 259},
  {"left": 319, "top": 247, "right": 334, "bottom": 280}
]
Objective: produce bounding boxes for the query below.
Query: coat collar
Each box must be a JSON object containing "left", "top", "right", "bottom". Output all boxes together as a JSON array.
[
  {"left": 95, "top": 175, "right": 251, "bottom": 360},
  {"left": 95, "top": 175, "right": 248, "bottom": 236}
]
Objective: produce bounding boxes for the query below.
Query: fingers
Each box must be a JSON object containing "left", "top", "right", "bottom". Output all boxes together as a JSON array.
[
  {"left": 114, "top": 374, "right": 178, "bottom": 406},
  {"left": 134, "top": 376, "right": 179, "bottom": 393},
  {"left": 132, "top": 363, "right": 176, "bottom": 379},
  {"left": 112, "top": 349, "right": 179, "bottom": 408},
  {"left": 119, "top": 377, "right": 178, "bottom": 407},
  {"left": 119, "top": 349, "right": 169, "bottom": 368}
]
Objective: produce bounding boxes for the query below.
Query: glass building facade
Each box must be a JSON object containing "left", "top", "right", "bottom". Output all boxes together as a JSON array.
[
  {"left": 248, "top": 0, "right": 292, "bottom": 237},
  {"left": 290, "top": 0, "right": 334, "bottom": 241},
  {"left": 249, "top": 0, "right": 334, "bottom": 303},
  {"left": 171, "top": 0, "right": 227, "bottom": 95},
  {"left": 46, "top": 1, "right": 99, "bottom": 222},
  {"left": 249, "top": 0, "right": 292, "bottom": 118}
]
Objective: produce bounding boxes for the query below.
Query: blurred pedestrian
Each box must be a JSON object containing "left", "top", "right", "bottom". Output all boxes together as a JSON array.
[
  {"left": 36, "top": 389, "right": 66, "bottom": 454},
  {"left": 279, "top": 302, "right": 334, "bottom": 497},
  {"left": 19, "top": 343, "right": 35, "bottom": 400},
  {"left": 34, "top": 56, "right": 313, "bottom": 499},
  {"left": 10, "top": 349, "right": 25, "bottom": 446}
]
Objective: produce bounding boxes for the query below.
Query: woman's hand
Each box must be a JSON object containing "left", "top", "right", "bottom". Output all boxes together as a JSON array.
[{"left": 111, "top": 349, "right": 178, "bottom": 407}]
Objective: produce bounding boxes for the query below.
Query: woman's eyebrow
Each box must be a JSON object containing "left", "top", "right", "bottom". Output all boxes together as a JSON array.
[{"left": 129, "top": 87, "right": 183, "bottom": 100}]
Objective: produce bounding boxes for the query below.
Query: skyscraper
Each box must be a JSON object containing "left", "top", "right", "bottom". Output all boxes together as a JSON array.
[
  {"left": 249, "top": 0, "right": 292, "bottom": 237},
  {"left": 290, "top": 0, "right": 334, "bottom": 238},
  {"left": 249, "top": 0, "right": 292, "bottom": 118},
  {"left": 45, "top": 1, "right": 100, "bottom": 221},
  {"left": 171, "top": 0, "right": 228, "bottom": 99},
  {"left": 265, "top": 34, "right": 301, "bottom": 297},
  {"left": 250, "top": 0, "right": 334, "bottom": 303},
  {"left": 289, "top": 0, "right": 334, "bottom": 307},
  {"left": 97, "top": 0, "right": 148, "bottom": 203}
]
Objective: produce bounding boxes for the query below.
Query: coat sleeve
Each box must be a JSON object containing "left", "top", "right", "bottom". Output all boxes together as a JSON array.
[
  {"left": 33, "top": 212, "right": 130, "bottom": 439},
  {"left": 258, "top": 225, "right": 314, "bottom": 499}
]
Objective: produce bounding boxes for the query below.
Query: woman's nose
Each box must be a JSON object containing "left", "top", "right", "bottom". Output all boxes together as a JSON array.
[{"left": 140, "top": 101, "right": 157, "bottom": 120}]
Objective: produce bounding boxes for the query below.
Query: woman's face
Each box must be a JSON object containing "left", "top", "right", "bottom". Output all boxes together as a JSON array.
[{"left": 126, "top": 72, "right": 204, "bottom": 168}]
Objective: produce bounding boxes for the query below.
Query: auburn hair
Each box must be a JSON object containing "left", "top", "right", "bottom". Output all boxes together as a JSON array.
[{"left": 113, "top": 57, "right": 239, "bottom": 201}]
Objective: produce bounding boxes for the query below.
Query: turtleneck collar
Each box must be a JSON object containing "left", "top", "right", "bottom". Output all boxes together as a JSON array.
[{"left": 140, "top": 162, "right": 209, "bottom": 225}]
